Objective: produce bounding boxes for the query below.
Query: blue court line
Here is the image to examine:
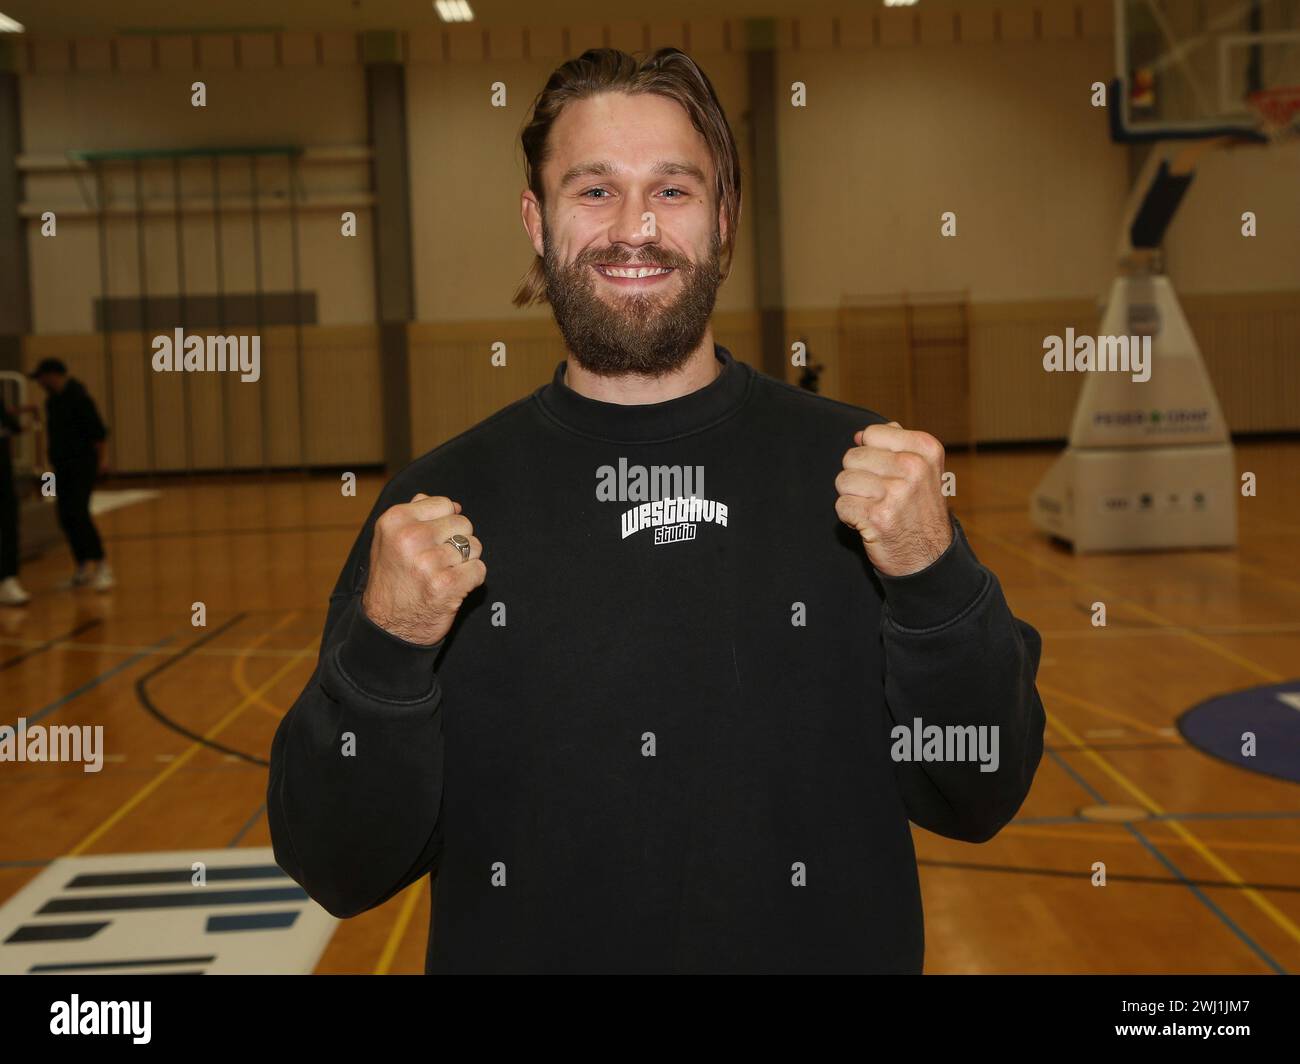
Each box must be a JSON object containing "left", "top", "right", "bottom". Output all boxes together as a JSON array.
[
  {"left": 226, "top": 803, "right": 266, "bottom": 848},
  {"left": 1016, "top": 810, "right": 1300, "bottom": 826},
  {"left": 1044, "top": 746, "right": 1287, "bottom": 975},
  {"left": 13, "top": 634, "right": 176, "bottom": 728}
]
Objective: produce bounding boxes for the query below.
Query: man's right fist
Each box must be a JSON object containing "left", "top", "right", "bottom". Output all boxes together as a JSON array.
[{"left": 361, "top": 493, "right": 485, "bottom": 646}]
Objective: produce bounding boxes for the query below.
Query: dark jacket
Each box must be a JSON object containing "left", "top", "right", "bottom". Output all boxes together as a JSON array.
[
  {"left": 0, "top": 407, "right": 19, "bottom": 468},
  {"left": 45, "top": 378, "right": 108, "bottom": 465}
]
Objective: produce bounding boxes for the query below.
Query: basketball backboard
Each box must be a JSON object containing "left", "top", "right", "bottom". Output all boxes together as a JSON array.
[{"left": 1113, "top": 0, "right": 1300, "bottom": 141}]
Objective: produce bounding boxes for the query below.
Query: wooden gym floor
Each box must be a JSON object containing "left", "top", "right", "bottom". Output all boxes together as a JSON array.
[{"left": 2, "top": 440, "right": 1297, "bottom": 974}]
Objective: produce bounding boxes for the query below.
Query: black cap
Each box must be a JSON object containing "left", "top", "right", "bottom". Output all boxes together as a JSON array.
[{"left": 29, "top": 357, "right": 67, "bottom": 378}]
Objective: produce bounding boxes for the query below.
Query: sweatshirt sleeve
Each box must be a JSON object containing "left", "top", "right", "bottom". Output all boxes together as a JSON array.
[
  {"left": 875, "top": 516, "right": 1045, "bottom": 843},
  {"left": 267, "top": 506, "right": 448, "bottom": 919}
]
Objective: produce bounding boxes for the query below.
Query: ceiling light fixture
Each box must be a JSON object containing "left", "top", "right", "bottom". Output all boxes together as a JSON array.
[{"left": 434, "top": 0, "right": 475, "bottom": 23}]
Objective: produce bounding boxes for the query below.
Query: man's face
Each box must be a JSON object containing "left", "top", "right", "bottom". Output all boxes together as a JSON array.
[
  {"left": 523, "top": 91, "right": 727, "bottom": 377},
  {"left": 35, "top": 372, "right": 64, "bottom": 395}
]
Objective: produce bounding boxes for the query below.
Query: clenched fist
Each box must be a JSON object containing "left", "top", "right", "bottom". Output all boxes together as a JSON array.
[
  {"left": 361, "top": 493, "right": 486, "bottom": 646},
  {"left": 835, "top": 422, "right": 953, "bottom": 578}
]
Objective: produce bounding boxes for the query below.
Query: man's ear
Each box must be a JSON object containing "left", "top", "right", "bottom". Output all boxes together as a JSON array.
[{"left": 521, "top": 189, "right": 545, "bottom": 258}]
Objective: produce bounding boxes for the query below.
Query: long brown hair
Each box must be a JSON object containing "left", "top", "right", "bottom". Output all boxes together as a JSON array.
[{"left": 513, "top": 47, "right": 742, "bottom": 308}]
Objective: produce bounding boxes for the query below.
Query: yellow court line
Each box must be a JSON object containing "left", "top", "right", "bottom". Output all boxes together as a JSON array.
[
  {"left": 1045, "top": 710, "right": 1300, "bottom": 949},
  {"left": 950, "top": 468, "right": 1288, "bottom": 681},
  {"left": 963, "top": 522, "right": 1282, "bottom": 685},
  {"left": 1202, "top": 551, "right": 1300, "bottom": 598},
  {"left": 69, "top": 637, "right": 318, "bottom": 857},
  {"left": 374, "top": 879, "right": 427, "bottom": 975},
  {"left": 233, "top": 612, "right": 304, "bottom": 720},
  {"left": 951, "top": 488, "right": 1300, "bottom": 948},
  {"left": 1003, "top": 824, "right": 1300, "bottom": 857},
  {"left": 1038, "top": 682, "right": 1173, "bottom": 739}
]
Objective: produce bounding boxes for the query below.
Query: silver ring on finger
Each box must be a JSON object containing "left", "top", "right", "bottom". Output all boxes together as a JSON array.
[{"left": 446, "top": 534, "right": 471, "bottom": 563}]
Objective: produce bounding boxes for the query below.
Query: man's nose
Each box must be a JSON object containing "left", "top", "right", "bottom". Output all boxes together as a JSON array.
[{"left": 607, "top": 195, "right": 660, "bottom": 251}]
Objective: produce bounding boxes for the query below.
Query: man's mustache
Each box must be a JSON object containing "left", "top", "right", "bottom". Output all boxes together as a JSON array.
[{"left": 572, "top": 247, "right": 692, "bottom": 271}]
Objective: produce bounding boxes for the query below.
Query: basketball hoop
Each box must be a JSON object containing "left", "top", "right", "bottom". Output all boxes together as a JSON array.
[{"left": 1248, "top": 87, "right": 1300, "bottom": 141}]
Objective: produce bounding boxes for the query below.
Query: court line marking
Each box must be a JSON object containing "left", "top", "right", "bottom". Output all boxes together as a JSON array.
[
  {"left": 374, "top": 880, "right": 426, "bottom": 976},
  {"left": 1039, "top": 736, "right": 1284, "bottom": 973},
  {"left": 227, "top": 802, "right": 267, "bottom": 849},
  {"left": 0, "top": 638, "right": 318, "bottom": 659},
  {"left": 1035, "top": 622, "right": 1300, "bottom": 639},
  {"left": 959, "top": 515, "right": 1300, "bottom": 955},
  {"left": 1047, "top": 742, "right": 1186, "bottom": 753},
  {"left": 953, "top": 460, "right": 1296, "bottom": 672},
  {"left": 0, "top": 763, "right": 260, "bottom": 784},
  {"left": 917, "top": 858, "right": 1300, "bottom": 893},
  {"left": 134, "top": 613, "right": 271, "bottom": 767},
  {"left": 1047, "top": 709, "right": 1296, "bottom": 968},
  {"left": 67, "top": 638, "right": 318, "bottom": 857},
  {"left": 14, "top": 634, "right": 178, "bottom": 728},
  {"left": 126, "top": 614, "right": 421, "bottom": 974},
  {"left": 1016, "top": 810, "right": 1300, "bottom": 825},
  {"left": 232, "top": 613, "right": 304, "bottom": 721},
  {"left": 1003, "top": 825, "right": 1300, "bottom": 857},
  {"left": 1037, "top": 682, "right": 1173, "bottom": 738},
  {"left": 1203, "top": 550, "right": 1300, "bottom": 596},
  {"left": 104, "top": 522, "right": 359, "bottom": 543},
  {"left": 0, "top": 619, "right": 102, "bottom": 671},
  {"left": 964, "top": 523, "right": 1283, "bottom": 684}
]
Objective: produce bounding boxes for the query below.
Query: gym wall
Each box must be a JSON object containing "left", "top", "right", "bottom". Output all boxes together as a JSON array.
[{"left": 14, "top": 4, "right": 1300, "bottom": 471}]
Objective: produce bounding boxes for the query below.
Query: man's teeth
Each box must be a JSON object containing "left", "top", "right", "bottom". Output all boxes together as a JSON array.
[{"left": 597, "top": 265, "right": 673, "bottom": 278}]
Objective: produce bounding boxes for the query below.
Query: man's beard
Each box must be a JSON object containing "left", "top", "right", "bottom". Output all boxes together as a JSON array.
[{"left": 542, "top": 225, "right": 723, "bottom": 378}]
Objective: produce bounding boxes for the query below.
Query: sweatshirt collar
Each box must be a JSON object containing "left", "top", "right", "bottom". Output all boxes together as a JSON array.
[{"left": 536, "top": 343, "right": 752, "bottom": 444}]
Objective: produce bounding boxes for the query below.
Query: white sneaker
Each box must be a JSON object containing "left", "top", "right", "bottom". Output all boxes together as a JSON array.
[
  {"left": 57, "top": 565, "right": 92, "bottom": 590},
  {"left": 91, "top": 563, "right": 115, "bottom": 593},
  {"left": 0, "top": 577, "right": 30, "bottom": 606}
]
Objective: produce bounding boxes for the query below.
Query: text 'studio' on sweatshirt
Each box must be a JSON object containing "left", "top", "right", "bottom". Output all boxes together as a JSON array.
[{"left": 267, "top": 344, "right": 1046, "bottom": 973}]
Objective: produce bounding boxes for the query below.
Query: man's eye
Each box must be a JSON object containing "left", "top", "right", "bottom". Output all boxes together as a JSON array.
[
  {"left": 581, "top": 188, "right": 610, "bottom": 199},
  {"left": 660, "top": 187, "right": 685, "bottom": 198}
]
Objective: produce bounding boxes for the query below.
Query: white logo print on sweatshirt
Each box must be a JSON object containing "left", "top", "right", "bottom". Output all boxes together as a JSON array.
[
  {"left": 620, "top": 495, "right": 730, "bottom": 543},
  {"left": 595, "top": 459, "right": 730, "bottom": 545}
]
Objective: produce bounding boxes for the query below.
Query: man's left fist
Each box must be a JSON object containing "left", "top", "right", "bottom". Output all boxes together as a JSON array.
[{"left": 835, "top": 422, "right": 953, "bottom": 578}]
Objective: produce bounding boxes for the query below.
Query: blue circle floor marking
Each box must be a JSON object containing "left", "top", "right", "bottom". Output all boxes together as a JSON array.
[{"left": 1178, "top": 680, "right": 1300, "bottom": 785}]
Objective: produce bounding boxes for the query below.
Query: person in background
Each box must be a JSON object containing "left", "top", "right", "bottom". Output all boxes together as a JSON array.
[
  {"left": 0, "top": 402, "right": 29, "bottom": 606},
  {"left": 27, "top": 358, "right": 114, "bottom": 593}
]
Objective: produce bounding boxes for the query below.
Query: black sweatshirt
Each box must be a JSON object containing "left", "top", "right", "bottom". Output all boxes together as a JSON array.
[
  {"left": 268, "top": 344, "right": 1045, "bottom": 974},
  {"left": 44, "top": 378, "right": 108, "bottom": 465}
]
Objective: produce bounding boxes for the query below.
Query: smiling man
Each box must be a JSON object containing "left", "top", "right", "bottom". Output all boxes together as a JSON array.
[{"left": 269, "top": 48, "right": 1045, "bottom": 973}]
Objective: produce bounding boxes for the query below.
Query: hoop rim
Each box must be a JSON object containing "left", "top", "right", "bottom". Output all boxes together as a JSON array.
[{"left": 1247, "top": 86, "right": 1300, "bottom": 134}]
